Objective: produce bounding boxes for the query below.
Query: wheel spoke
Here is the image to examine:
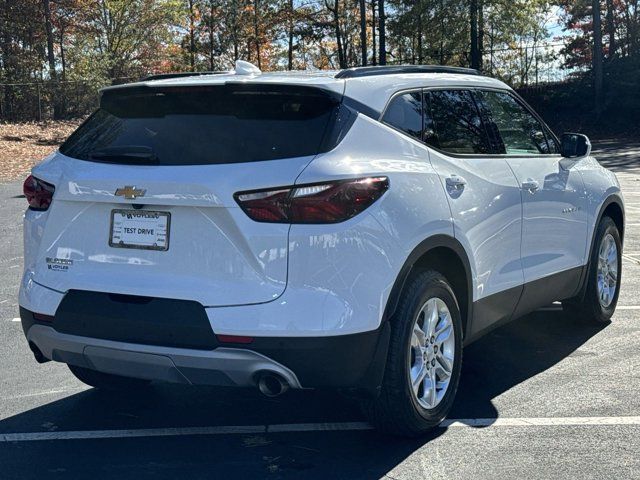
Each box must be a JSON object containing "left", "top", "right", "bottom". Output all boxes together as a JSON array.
[
  {"left": 426, "top": 300, "right": 439, "bottom": 336},
  {"left": 424, "top": 369, "right": 436, "bottom": 408},
  {"left": 435, "top": 322, "right": 452, "bottom": 344},
  {"left": 413, "top": 322, "right": 426, "bottom": 347},
  {"left": 436, "top": 353, "right": 453, "bottom": 376},
  {"left": 411, "top": 364, "right": 427, "bottom": 396}
]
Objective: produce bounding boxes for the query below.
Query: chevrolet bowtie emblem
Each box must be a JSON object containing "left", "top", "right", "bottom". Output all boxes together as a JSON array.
[{"left": 114, "top": 186, "right": 146, "bottom": 200}]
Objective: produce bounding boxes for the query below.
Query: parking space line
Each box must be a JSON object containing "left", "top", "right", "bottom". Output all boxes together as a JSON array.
[
  {"left": 442, "top": 416, "right": 640, "bottom": 428},
  {"left": 2, "top": 417, "right": 640, "bottom": 442}
]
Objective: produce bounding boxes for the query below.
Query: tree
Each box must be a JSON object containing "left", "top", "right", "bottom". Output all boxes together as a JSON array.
[
  {"left": 378, "top": 0, "right": 386, "bottom": 64},
  {"left": 593, "top": 0, "right": 604, "bottom": 115},
  {"left": 470, "top": 0, "right": 480, "bottom": 69},
  {"left": 359, "top": 0, "right": 367, "bottom": 65}
]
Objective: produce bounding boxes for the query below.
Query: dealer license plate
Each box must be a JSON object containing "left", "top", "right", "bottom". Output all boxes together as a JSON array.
[{"left": 109, "top": 210, "right": 170, "bottom": 251}]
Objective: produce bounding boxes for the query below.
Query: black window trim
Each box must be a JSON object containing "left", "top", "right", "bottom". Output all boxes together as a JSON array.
[{"left": 378, "top": 85, "right": 561, "bottom": 160}]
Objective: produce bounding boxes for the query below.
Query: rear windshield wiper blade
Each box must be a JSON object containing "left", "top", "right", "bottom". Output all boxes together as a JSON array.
[{"left": 89, "top": 146, "right": 159, "bottom": 164}]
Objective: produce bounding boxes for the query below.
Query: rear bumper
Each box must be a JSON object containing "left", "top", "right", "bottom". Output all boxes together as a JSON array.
[
  {"left": 20, "top": 307, "right": 389, "bottom": 393},
  {"left": 25, "top": 323, "right": 303, "bottom": 389}
]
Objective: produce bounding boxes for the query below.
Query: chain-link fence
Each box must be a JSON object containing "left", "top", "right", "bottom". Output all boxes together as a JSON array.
[{"left": 0, "top": 78, "right": 137, "bottom": 122}]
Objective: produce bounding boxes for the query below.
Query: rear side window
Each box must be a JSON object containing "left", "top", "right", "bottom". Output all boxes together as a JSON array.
[
  {"left": 381, "top": 92, "right": 423, "bottom": 140},
  {"left": 60, "top": 85, "right": 340, "bottom": 165},
  {"left": 477, "top": 90, "right": 558, "bottom": 155},
  {"left": 423, "top": 90, "right": 491, "bottom": 154}
]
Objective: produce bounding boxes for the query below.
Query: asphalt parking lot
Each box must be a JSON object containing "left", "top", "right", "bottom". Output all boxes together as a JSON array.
[{"left": 1, "top": 141, "right": 639, "bottom": 479}]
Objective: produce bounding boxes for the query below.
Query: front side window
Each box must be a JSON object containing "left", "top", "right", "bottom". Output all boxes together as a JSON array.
[
  {"left": 381, "top": 91, "right": 423, "bottom": 140},
  {"left": 476, "top": 90, "right": 558, "bottom": 155},
  {"left": 423, "top": 90, "right": 491, "bottom": 154}
]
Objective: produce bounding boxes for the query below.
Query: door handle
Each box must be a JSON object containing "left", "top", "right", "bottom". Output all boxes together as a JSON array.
[
  {"left": 446, "top": 175, "right": 467, "bottom": 190},
  {"left": 521, "top": 179, "right": 539, "bottom": 193}
]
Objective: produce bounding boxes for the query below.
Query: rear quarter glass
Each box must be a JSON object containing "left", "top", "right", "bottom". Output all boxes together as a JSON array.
[{"left": 60, "top": 85, "right": 351, "bottom": 166}]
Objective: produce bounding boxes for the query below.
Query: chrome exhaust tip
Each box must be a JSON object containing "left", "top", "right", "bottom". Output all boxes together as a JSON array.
[{"left": 257, "top": 372, "right": 289, "bottom": 397}]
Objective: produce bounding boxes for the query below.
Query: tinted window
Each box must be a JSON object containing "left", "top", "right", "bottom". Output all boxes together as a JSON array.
[
  {"left": 60, "top": 85, "right": 339, "bottom": 165},
  {"left": 381, "top": 92, "right": 423, "bottom": 140},
  {"left": 424, "top": 90, "right": 491, "bottom": 154},
  {"left": 477, "top": 90, "right": 557, "bottom": 155}
]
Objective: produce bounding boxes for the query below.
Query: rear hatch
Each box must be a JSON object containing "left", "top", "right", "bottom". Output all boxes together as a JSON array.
[{"left": 31, "top": 82, "right": 343, "bottom": 306}]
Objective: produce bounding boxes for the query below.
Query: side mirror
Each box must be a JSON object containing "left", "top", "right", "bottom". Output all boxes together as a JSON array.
[{"left": 561, "top": 133, "right": 591, "bottom": 159}]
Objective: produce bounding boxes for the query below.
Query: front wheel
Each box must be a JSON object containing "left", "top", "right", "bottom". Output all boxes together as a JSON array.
[
  {"left": 362, "top": 270, "right": 463, "bottom": 436},
  {"left": 563, "top": 216, "right": 622, "bottom": 324}
]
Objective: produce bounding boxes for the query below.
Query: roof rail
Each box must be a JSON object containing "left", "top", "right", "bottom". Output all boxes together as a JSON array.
[
  {"left": 142, "top": 71, "right": 229, "bottom": 81},
  {"left": 335, "top": 65, "right": 480, "bottom": 79}
]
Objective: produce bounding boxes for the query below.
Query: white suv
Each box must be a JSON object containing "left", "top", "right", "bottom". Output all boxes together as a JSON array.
[{"left": 19, "top": 62, "right": 624, "bottom": 435}]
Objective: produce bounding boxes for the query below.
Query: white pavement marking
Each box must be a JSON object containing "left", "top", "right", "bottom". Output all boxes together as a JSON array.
[
  {"left": 616, "top": 305, "right": 640, "bottom": 310},
  {"left": 10, "top": 318, "right": 20, "bottom": 322},
  {"left": 441, "top": 416, "right": 640, "bottom": 428},
  {"left": 2, "top": 417, "right": 640, "bottom": 442},
  {"left": 2, "top": 388, "right": 86, "bottom": 401}
]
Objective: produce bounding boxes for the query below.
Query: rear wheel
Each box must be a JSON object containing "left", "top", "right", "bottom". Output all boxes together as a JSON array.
[
  {"left": 563, "top": 216, "right": 622, "bottom": 324},
  {"left": 362, "top": 270, "right": 463, "bottom": 436},
  {"left": 68, "top": 365, "right": 151, "bottom": 390}
]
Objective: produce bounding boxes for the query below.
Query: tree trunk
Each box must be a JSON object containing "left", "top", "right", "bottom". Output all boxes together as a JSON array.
[
  {"left": 478, "top": 0, "right": 484, "bottom": 71},
  {"left": 605, "top": 0, "right": 616, "bottom": 59},
  {"left": 288, "top": 0, "right": 294, "bottom": 70},
  {"left": 59, "top": 30, "right": 66, "bottom": 80},
  {"left": 470, "top": 0, "right": 480, "bottom": 70},
  {"left": 378, "top": 0, "right": 385, "bottom": 65},
  {"left": 253, "top": 0, "right": 261, "bottom": 69},
  {"left": 371, "top": 0, "right": 376, "bottom": 65},
  {"left": 328, "top": 0, "right": 346, "bottom": 68},
  {"left": 359, "top": 0, "right": 367, "bottom": 66},
  {"left": 43, "top": 0, "right": 60, "bottom": 118},
  {"left": 417, "top": 1, "right": 423, "bottom": 64},
  {"left": 188, "top": 0, "right": 196, "bottom": 70},
  {"left": 209, "top": 1, "right": 215, "bottom": 70},
  {"left": 593, "top": 0, "right": 604, "bottom": 116}
]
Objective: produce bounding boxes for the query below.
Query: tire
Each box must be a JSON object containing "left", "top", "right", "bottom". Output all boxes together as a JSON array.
[
  {"left": 362, "top": 270, "right": 463, "bottom": 436},
  {"left": 563, "top": 216, "right": 622, "bottom": 324},
  {"left": 68, "top": 364, "right": 151, "bottom": 390}
]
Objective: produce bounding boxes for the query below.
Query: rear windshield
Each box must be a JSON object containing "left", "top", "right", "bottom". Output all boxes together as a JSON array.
[{"left": 60, "top": 85, "right": 340, "bottom": 165}]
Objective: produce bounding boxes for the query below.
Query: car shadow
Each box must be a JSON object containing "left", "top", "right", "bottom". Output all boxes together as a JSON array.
[
  {"left": 592, "top": 140, "right": 640, "bottom": 173},
  {"left": 0, "top": 308, "right": 606, "bottom": 479}
]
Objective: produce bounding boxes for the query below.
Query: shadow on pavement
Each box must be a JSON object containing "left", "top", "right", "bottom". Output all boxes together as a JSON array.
[
  {"left": 592, "top": 139, "right": 640, "bottom": 173},
  {"left": 0, "top": 309, "right": 606, "bottom": 479}
]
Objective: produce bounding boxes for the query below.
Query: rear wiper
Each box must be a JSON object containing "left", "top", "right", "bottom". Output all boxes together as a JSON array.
[{"left": 89, "top": 146, "right": 159, "bottom": 164}]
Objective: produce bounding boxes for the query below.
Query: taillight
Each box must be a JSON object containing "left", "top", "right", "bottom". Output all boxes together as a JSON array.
[
  {"left": 235, "top": 177, "right": 389, "bottom": 223},
  {"left": 23, "top": 175, "right": 55, "bottom": 211}
]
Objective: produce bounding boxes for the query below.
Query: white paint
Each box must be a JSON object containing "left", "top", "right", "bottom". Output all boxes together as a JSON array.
[
  {"left": 2, "top": 388, "right": 85, "bottom": 401},
  {"left": 441, "top": 416, "right": 640, "bottom": 428},
  {"left": 3, "top": 417, "right": 640, "bottom": 442},
  {"left": 10, "top": 318, "right": 20, "bottom": 322},
  {"left": 538, "top": 304, "right": 640, "bottom": 311}
]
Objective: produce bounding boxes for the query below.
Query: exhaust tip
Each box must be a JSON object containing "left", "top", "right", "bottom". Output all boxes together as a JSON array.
[
  {"left": 257, "top": 372, "right": 289, "bottom": 397},
  {"left": 29, "top": 342, "right": 50, "bottom": 364}
]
